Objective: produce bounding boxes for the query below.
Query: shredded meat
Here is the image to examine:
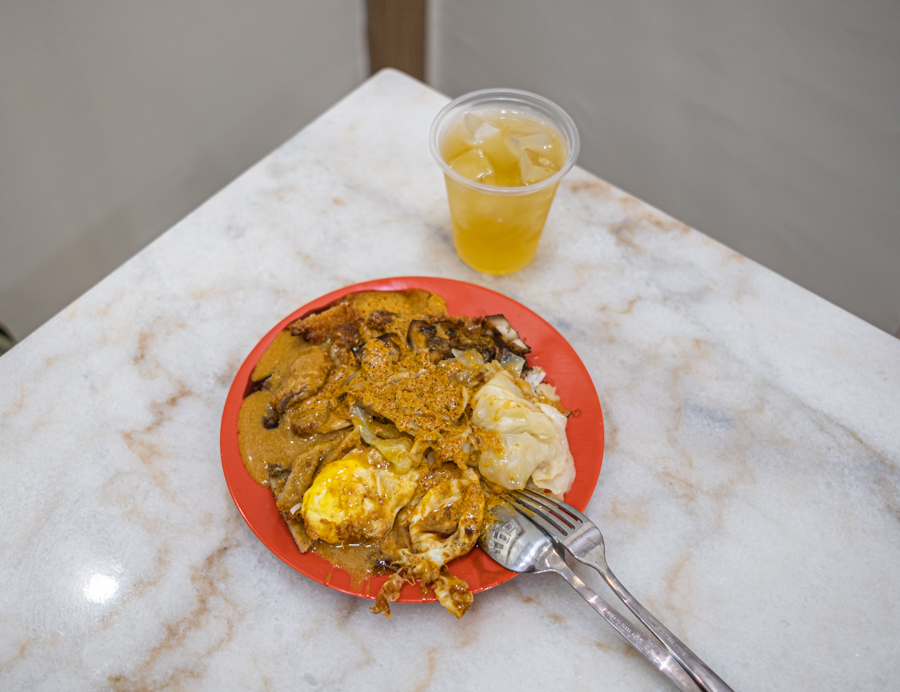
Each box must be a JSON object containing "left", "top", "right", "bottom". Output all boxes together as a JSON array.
[{"left": 367, "top": 309, "right": 398, "bottom": 328}]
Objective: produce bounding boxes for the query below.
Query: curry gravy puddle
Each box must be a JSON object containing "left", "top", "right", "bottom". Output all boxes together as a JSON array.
[
  {"left": 311, "top": 540, "right": 390, "bottom": 587},
  {"left": 251, "top": 330, "right": 312, "bottom": 382},
  {"left": 238, "top": 388, "right": 313, "bottom": 486},
  {"left": 239, "top": 329, "right": 320, "bottom": 486}
]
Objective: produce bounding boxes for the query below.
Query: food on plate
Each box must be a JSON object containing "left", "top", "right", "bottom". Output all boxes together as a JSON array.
[{"left": 237, "top": 289, "right": 575, "bottom": 618}]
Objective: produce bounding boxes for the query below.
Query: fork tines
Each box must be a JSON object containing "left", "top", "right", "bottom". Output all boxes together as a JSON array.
[{"left": 506, "top": 488, "right": 587, "bottom": 538}]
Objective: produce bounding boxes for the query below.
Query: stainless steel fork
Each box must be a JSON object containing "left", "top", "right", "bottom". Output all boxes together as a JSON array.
[
  {"left": 480, "top": 503, "right": 703, "bottom": 692},
  {"left": 510, "top": 489, "right": 734, "bottom": 692}
]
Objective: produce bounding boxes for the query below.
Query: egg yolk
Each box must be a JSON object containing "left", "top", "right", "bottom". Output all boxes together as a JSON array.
[{"left": 301, "top": 452, "right": 418, "bottom": 544}]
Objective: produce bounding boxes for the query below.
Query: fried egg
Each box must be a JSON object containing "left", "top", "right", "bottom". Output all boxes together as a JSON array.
[{"left": 301, "top": 452, "right": 418, "bottom": 544}]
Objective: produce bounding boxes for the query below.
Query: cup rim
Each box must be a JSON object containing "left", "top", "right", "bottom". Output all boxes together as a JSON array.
[{"left": 429, "top": 88, "right": 580, "bottom": 197}]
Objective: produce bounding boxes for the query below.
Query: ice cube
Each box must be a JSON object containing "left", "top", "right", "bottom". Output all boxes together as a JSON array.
[
  {"left": 519, "top": 149, "right": 557, "bottom": 185},
  {"left": 513, "top": 133, "right": 554, "bottom": 155},
  {"left": 460, "top": 112, "right": 501, "bottom": 145},
  {"left": 457, "top": 113, "right": 495, "bottom": 145},
  {"left": 463, "top": 113, "right": 485, "bottom": 138},
  {"left": 449, "top": 148, "right": 496, "bottom": 184},
  {"left": 472, "top": 130, "right": 518, "bottom": 175},
  {"left": 473, "top": 121, "right": 501, "bottom": 144}
]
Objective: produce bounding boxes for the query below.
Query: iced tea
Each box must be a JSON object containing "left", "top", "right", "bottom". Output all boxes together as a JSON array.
[{"left": 431, "top": 90, "right": 579, "bottom": 274}]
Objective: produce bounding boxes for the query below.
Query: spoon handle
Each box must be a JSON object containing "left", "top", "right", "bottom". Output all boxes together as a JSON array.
[{"left": 557, "top": 564, "right": 702, "bottom": 692}]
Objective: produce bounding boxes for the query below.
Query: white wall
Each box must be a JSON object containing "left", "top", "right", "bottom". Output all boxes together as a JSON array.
[
  {"left": 0, "top": 1, "right": 366, "bottom": 340},
  {"left": 429, "top": 0, "right": 900, "bottom": 335}
]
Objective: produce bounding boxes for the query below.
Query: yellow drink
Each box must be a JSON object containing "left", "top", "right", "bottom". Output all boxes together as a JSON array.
[{"left": 432, "top": 92, "right": 578, "bottom": 275}]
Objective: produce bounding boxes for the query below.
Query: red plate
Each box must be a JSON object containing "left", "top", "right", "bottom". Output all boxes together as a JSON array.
[{"left": 221, "top": 277, "right": 604, "bottom": 603}]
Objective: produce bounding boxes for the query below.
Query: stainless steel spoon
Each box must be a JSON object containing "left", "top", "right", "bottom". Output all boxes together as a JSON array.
[{"left": 479, "top": 503, "right": 702, "bottom": 692}]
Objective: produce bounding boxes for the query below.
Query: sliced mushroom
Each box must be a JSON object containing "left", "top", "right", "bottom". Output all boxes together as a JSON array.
[
  {"left": 406, "top": 320, "right": 451, "bottom": 360},
  {"left": 434, "top": 320, "right": 466, "bottom": 345},
  {"left": 352, "top": 332, "right": 403, "bottom": 364},
  {"left": 483, "top": 314, "right": 531, "bottom": 355},
  {"left": 406, "top": 319, "right": 432, "bottom": 353}
]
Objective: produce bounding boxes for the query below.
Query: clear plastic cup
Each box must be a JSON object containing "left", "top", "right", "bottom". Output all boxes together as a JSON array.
[{"left": 430, "top": 88, "right": 580, "bottom": 274}]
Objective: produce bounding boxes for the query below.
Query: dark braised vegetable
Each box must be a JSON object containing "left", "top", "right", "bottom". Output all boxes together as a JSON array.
[{"left": 483, "top": 314, "right": 531, "bottom": 356}]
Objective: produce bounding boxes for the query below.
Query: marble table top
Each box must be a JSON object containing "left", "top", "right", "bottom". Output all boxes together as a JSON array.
[{"left": 2, "top": 69, "right": 898, "bottom": 691}]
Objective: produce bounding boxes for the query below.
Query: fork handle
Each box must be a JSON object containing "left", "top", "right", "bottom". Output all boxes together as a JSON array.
[
  {"left": 557, "top": 565, "right": 702, "bottom": 692},
  {"left": 595, "top": 563, "right": 734, "bottom": 692}
]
